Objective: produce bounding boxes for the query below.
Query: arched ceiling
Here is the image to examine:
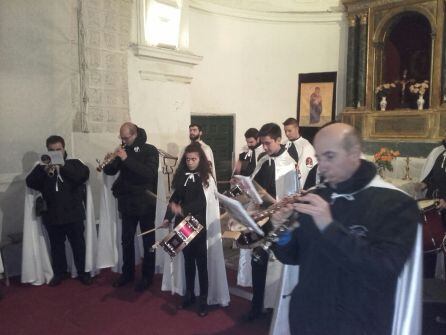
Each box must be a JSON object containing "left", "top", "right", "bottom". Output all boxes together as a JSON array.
[{"left": 191, "top": 0, "right": 343, "bottom": 13}]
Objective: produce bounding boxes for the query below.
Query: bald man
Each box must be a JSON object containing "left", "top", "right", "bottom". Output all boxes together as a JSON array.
[
  {"left": 103, "top": 122, "right": 159, "bottom": 291},
  {"left": 270, "top": 123, "right": 419, "bottom": 335}
]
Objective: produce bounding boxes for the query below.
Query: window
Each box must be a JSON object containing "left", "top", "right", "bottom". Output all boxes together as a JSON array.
[{"left": 145, "top": 0, "right": 181, "bottom": 48}]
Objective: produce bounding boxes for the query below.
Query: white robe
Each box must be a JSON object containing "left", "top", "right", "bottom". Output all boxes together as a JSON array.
[
  {"left": 21, "top": 181, "right": 97, "bottom": 285},
  {"left": 0, "top": 253, "right": 3, "bottom": 275},
  {"left": 269, "top": 176, "right": 423, "bottom": 335},
  {"left": 284, "top": 137, "right": 317, "bottom": 187},
  {"left": 96, "top": 165, "right": 166, "bottom": 273},
  {"left": 236, "top": 144, "right": 264, "bottom": 287},
  {"left": 248, "top": 150, "right": 298, "bottom": 315},
  {"left": 161, "top": 177, "right": 230, "bottom": 306},
  {"left": 419, "top": 145, "right": 446, "bottom": 182}
]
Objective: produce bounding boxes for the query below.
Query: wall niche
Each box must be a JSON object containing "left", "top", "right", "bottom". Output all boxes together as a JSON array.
[{"left": 342, "top": 0, "right": 445, "bottom": 142}]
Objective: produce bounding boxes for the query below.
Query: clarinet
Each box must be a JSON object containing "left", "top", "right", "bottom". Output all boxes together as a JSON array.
[{"left": 251, "top": 183, "right": 327, "bottom": 264}]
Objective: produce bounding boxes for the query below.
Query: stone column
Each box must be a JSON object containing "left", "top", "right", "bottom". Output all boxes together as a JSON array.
[
  {"left": 346, "top": 14, "right": 358, "bottom": 107},
  {"left": 357, "top": 13, "right": 368, "bottom": 108},
  {"left": 73, "top": 0, "right": 132, "bottom": 133},
  {"left": 441, "top": 9, "right": 446, "bottom": 102}
]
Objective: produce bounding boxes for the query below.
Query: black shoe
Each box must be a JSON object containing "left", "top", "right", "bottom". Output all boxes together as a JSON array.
[
  {"left": 79, "top": 273, "right": 92, "bottom": 286},
  {"left": 178, "top": 292, "right": 196, "bottom": 309},
  {"left": 197, "top": 296, "right": 208, "bottom": 317},
  {"left": 49, "top": 275, "right": 64, "bottom": 287},
  {"left": 134, "top": 277, "right": 152, "bottom": 292},
  {"left": 112, "top": 274, "right": 134, "bottom": 288}
]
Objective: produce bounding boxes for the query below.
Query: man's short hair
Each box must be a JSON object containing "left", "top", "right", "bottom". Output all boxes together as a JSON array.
[
  {"left": 282, "top": 118, "right": 299, "bottom": 127},
  {"left": 258, "top": 123, "right": 281, "bottom": 140},
  {"left": 244, "top": 128, "right": 259, "bottom": 139},
  {"left": 189, "top": 123, "right": 202, "bottom": 132},
  {"left": 46, "top": 135, "right": 65, "bottom": 148},
  {"left": 121, "top": 122, "right": 137, "bottom": 135}
]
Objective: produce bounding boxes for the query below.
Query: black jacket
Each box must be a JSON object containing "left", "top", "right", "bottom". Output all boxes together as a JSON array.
[
  {"left": 167, "top": 171, "right": 207, "bottom": 227},
  {"left": 272, "top": 160, "right": 419, "bottom": 335},
  {"left": 26, "top": 159, "right": 89, "bottom": 225},
  {"left": 422, "top": 147, "right": 446, "bottom": 199},
  {"left": 103, "top": 127, "right": 158, "bottom": 215}
]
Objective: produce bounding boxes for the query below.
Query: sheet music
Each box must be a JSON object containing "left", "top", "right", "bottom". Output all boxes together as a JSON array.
[
  {"left": 233, "top": 174, "right": 263, "bottom": 205},
  {"left": 44, "top": 150, "right": 64, "bottom": 165},
  {"left": 216, "top": 192, "right": 264, "bottom": 236}
]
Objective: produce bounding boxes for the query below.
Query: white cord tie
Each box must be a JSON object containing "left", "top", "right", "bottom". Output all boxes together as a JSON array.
[{"left": 184, "top": 172, "right": 198, "bottom": 186}]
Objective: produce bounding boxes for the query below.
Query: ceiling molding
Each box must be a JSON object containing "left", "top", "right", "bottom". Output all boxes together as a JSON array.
[{"left": 190, "top": 0, "right": 345, "bottom": 23}]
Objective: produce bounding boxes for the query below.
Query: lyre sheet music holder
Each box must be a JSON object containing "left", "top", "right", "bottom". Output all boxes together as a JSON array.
[{"left": 216, "top": 192, "right": 264, "bottom": 236}]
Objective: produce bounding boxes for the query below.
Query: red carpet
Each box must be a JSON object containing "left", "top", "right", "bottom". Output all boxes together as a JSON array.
[{"left": 0, "top": 269, "right": 270, "bottom": 335}]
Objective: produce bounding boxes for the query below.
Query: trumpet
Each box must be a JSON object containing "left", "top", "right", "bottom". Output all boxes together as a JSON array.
[
  {"left": 96, "top": 144, "right": 125, "bottom": 172},
  {"left": 40, "top": 154, "right": 57, "bottom": 177}
]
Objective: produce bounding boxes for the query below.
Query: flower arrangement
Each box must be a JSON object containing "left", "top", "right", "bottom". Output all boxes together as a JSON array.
[
  {"left": 375, "top": 82, "right": 396, "bottom": 100},
  {"left": 409, "top": 80, "right": 429, "bottom": 96},
  {"left": 374, "top": 147, "right": 400, "bottom": 176}
]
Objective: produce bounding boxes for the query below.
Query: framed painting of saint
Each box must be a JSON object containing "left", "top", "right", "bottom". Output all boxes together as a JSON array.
[{"left": 297, "top": 72, "right": 337, "bottom": 127}]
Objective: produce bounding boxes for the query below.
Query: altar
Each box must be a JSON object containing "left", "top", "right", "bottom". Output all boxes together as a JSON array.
[
  {"left": 362, "top": 154, "right": 426, "bottom": 199},
  {"left": 341, "top": 0, "right": 446, "bottom": 153}
]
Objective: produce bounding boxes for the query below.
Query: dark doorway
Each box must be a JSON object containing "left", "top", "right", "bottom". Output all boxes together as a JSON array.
[{"left": 191, "top": 115, "right": 234, "bottom": 192}]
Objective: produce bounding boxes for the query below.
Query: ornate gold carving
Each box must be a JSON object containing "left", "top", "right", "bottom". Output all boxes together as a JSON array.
[
  {"left": 359, "top": 13, "right": 368, "bottom": 24},
  {"left": 371, "top": 115, "right": 429, "bottom": 138},
  {"left": 341, "top": 109, "right": 445, "bottom": 140},
  {"left": 348, "top": 14, "right": 357, "bottom": 26}
]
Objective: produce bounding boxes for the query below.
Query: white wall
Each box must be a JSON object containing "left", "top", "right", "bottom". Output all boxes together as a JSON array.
[
  {"left": 126, "top": 53, "right": 192, "bottom": 157},
  {"left": 189, "top": 8, "right": 347, "bottom": 153},
  {"left": 0, "top": 0, "right": 78, "bottom": 240}
]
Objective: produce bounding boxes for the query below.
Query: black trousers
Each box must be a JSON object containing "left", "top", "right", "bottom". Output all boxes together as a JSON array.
[
  {"left": 183, "top": 232, "right": 208, "bottom": 297},
  {"left": 251, "top": 247, "right": 269, "bottom": 313},
  {"left": 423, "top": 211, "right": 446, "bottom": 278},
  {"left": 121, "top": 212, "right": 155, "bottom": 279},
  {"left": 45, "top": 220, "right": 86, "bottom": 277}
]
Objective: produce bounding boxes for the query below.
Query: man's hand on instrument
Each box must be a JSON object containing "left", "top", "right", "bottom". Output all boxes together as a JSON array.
[
  {"left": 293, "top": 193, "right": 333, "bottom": 231},
  {"left": 116, "top": 147, "right": 127, "bottom": 161},
  {"left": 270, "top": 203, "right": 294, "bottom": 228}
]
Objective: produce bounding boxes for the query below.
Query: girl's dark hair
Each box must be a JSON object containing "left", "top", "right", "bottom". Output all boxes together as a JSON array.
[{"left": 172, "top": 142, "right": 212, "bottom": 188}]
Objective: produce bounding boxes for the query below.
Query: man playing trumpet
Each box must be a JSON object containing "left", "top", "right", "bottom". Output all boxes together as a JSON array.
[
  {"left": 26, "top": 135, "right": 92, "bottom": 286},
  {"left": 103, "top": 122, "right": 159, "bottom": 292}
]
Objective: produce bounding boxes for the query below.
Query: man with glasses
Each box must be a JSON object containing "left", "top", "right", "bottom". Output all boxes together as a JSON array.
[{"left": 103, "top": 122, "right": 159, "bottom": 292}]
